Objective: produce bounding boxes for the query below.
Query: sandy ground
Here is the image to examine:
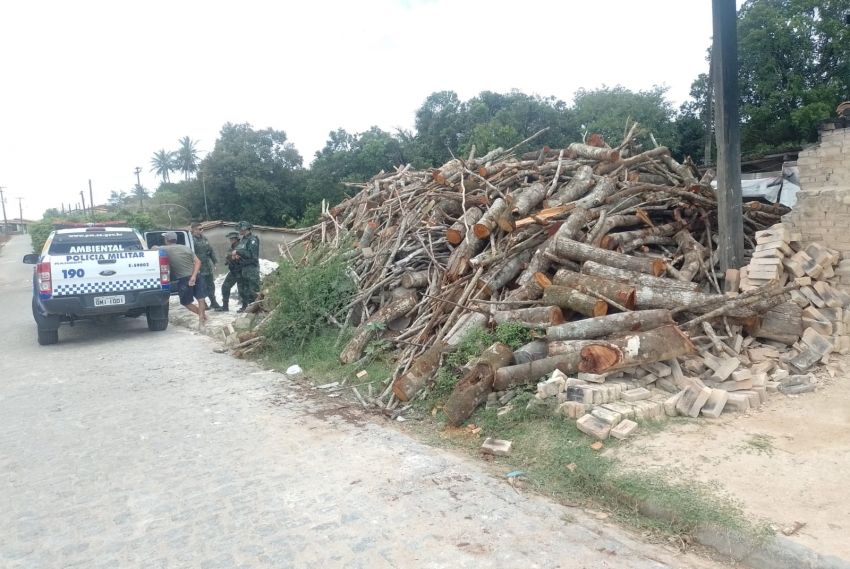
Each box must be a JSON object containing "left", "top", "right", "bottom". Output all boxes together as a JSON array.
[{"left": 613, "top": 367, "right": 850, "bottom": 560}]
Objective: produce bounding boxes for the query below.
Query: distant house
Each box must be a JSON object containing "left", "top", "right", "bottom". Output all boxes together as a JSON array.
[
  {"left": 197, "top": 220, "right": 306, "bottom": 266},
  {"left": 2, "top": 218, "right": 34, "bottom": 234}
]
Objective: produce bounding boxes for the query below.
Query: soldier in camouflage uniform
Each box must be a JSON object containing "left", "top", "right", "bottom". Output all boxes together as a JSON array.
[
  {"left": 190, "top": 222, "right": 221, "bottom": 309},
  {"left": 233, "top": 221, "right": 261, "bottom": 312},
  {"left": 214, "top": 231, "right": 242, "bottom": 312}
]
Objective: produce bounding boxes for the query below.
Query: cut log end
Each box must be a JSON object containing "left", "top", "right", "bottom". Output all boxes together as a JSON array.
[
  {"left": 446, "top": 229, "right": 463, "bottom": 245},
  {"left": 579, "top": 345, "right": 622, "bottom": 373},
  {"left": 592, "top": 300, "right": 608, "bottom": 317},
  {"left": 650, "top": 258, "right": 667, "bottom": 277},
  {"left": 472, "top": 224, "right": 490, "bottom": 240}
]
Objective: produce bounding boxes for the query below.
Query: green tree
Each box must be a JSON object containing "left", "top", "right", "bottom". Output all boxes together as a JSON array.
[
  {"left": 571, "top": 86, "right": 679, "bottom": 149},
  {"left": 150, "top": 149, "right": 177, "bottom": 182},
  {"left": 737, "top": 0, "right": 850, "bottom": 155},
  {"left": 107, "top": 190, "right": 128, "bottom": 208},
  {"left": 176, "top": 136, "right": 200, "bottom": 180},
  {"left": 198, "top": 123, "right": 305, "bottom": 225}
]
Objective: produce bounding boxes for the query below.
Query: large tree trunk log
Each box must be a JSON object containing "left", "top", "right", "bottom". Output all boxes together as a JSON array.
[
  {"left": 751, "top": 301, "right": 803, "bottom": 345},
  {"left": 444, "top": 342, "right": 514, "bottom": 426},
  {"left": 549, "top": 269, "right": 637, "bottom": 310},
  {"left": 513, "top": 340, "right": 549, "bottom": 364},
  {"left": 546, "top": 309, "right": 673, "bottom": 343},
  {"left": 567, "top": 143, "right": 620, "bottom": 162},
  {"left": 581, "top": 261, "right": 699, "bottom": 292},
  {"left": 513, "top": 204, "right": 575, "bottom": 230},
  {"left": 446, "top": 207, "right": 483, "bottom": 245},
  {"left": 573, "top": 177, "right": 618, "bottom": 210},
  {"left": 577, "top": 325, "right": 695, "bottom": 374},
  {"left": 546, "top": 165, "right": 595, "bottom": 207},
  {"left": 444, "top": 311, "right": 489, "bottom": 347},
  {"left": 391, "top": 340, "right": 447, "bottom": 402},
  {"left": 340, "top": 293, "right": 419, "bottom": 364},
  {"left": 551, "top": 237, "right": 666, "bottom": 276},
  {"left": 492, "top": 306, "right": 565, "bottom": 328},
  {"left": 472, "top": 198, "right": 508, "bottom": 239},
  {"left": 542, "top": 285, "right": 609, "bottom": 317},
  {"left": 445, "top": 233, "right": 485, "bottom": 281},
  {"left": 401, "top": 270, "right": 430, "bottom": 289},
  {"left": 510, "top": 182, "right": 548, "bottom": 219},
  {"left": 493, "top": 349, "right": 588, "bottom": 391},
  {"left": 481, "top": 249, "right": 534, "bottom": 295}
]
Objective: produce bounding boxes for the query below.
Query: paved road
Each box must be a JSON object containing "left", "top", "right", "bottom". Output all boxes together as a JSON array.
[{"left": 0, "top": 235, "right": 723, "bottom": 569}]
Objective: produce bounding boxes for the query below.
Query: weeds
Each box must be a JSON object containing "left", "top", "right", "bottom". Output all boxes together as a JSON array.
[
  {"left": 263, "top": 245, "right": 356, "bottom": 353},
  {"left": 740, "top": 434, "right": 775, "bottom": 456}
]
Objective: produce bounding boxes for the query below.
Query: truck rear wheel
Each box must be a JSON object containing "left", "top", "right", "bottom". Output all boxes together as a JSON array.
[
  {"left": 146, "top": 305, "right": 169, "bottom": 331},
  {"left": 37, "top": 329, "right": 59, "bottom": 345}
]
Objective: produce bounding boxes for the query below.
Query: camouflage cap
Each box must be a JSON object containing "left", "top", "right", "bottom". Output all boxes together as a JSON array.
[
  {"left": 237, "top": 221, "right": 253, "bottom": 230},
  {"left": 226, "top": 231, "right": 240, "bottom": 239}
]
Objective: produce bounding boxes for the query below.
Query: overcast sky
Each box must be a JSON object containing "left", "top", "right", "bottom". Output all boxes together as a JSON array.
[{"left": 0, "top": 0, "right": 722, "bottom": 220}]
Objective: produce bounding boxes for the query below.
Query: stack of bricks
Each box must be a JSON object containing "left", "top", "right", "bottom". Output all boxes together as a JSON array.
[
  {"left": 740, "top": 224, "right": 794, "bottom": 291},
  {"left": 783, "top": 117, "right": 850, "bottom": 258}
]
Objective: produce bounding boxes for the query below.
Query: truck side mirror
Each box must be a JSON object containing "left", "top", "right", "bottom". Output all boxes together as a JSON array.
[{"left": 22, "top": 254, "right": 39, "bottom": 264}]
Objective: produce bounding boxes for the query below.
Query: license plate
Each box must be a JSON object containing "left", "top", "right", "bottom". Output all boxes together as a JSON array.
[{"left": 94, "top": 295, "right": 126, "bottom": 307}]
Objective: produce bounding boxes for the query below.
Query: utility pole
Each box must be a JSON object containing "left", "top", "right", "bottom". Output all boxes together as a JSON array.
[
  {"left": 134, "top": 166, "right": 144, "bottom": 210},
  {"left": 712, "top": 0, "right": 744, "bottom": 272},
  {"left": 80, "top": 190, "right": 87, "bottom": 216},
  {"left": 89, "top": 179, "right": 95, "bottom": 221},
  {"left": 0, "top": 187, "right": 8, "bottom": 234},
  {"left": 201, "top": 170, "right": 210, "bottom": 220},
  {"left": 16, "top": 197, "right": 24, "bottom": 233}
]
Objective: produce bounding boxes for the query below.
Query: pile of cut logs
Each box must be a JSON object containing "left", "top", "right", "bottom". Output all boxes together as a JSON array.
[{"left": 282, "top": 125, "right": 837, "bottom": 432}]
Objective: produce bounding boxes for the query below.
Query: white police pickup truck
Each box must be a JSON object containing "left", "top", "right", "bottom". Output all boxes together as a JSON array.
[{"left": 23, "top": 226, "right": 172, "bottom": 345}]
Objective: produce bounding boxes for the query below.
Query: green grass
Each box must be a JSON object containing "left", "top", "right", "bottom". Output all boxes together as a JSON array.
[
  {"left": 262, "top": 327, "right": 392, "bottom": 392},
  {"left": 258, "top": 310, "right": 770, "bottom": 543},
  {"left": 739, "top": 434, "right": 775, "bottom": 456}
]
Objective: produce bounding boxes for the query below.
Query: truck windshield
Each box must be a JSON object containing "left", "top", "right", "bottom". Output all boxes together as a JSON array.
[{"left": 48, "top": 233, "right": 144, "bottom": 255}]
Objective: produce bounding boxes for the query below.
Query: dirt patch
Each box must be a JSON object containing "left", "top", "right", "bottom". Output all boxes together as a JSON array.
[{"left": 613, "top": 364, "right": 850, "bottom": 560}]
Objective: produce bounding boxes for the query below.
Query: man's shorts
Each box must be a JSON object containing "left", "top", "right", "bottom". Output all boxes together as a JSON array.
[{"left": 176, "top": 275, "right": 206, "bottom": 306}]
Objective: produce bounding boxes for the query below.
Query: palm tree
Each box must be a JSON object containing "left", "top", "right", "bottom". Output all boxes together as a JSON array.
[
  {"left": 176, "top": 136, "right": 200, "bottom": 180},
  {"left": 150, "top": 149, "right": 177, "bottom": 183}
]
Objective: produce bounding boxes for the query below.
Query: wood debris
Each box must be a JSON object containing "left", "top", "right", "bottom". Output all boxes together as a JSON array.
[{"left": 271, "top": 124, "right": 844, "bottom": 432}]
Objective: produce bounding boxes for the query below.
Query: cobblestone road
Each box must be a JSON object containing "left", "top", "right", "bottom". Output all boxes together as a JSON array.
[{"left": 0, "top": 236, "right": 724, "bottom": 569}]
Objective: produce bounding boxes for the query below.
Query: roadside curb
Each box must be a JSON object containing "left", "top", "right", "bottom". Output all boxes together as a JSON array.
[{"left": 637, "top": 497, "right": 850, "bottom": 569}]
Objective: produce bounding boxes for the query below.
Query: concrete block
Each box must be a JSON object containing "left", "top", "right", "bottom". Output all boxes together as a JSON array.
[
  {"left": 577, "top": 372, "right": 607, "bottom": 384},
  {"left": 714, "top": 379, "right": 753, "bottom": 391},
  {"left": 601, "top": 402, "right": 636, "bottom": 420},
  {"left": 643, "top": 361, "right": 672, "bottom": 377},
  {"left": 778, "top": 383, "right": 817, "bottom": 395},
  {"left": 622, "top": 387, "right": 651, "bottom": 402},
  {"left": 663, "top": 392, "right": 683, "bottom": 416},
  {"left": 724, "top": 392, "right": 751, "bottom": 413},
  {"left": 481, "top": 438, "right": 512, "bottom": 456},
  {"left": 737, "top": 390, "right": 762, "bottom": 408},
  {"left": 537, "top": 376, "right": 566, "bottom": 398},
  {"left": 675, "top": 385, "right": 712, "bottom": 418},
  {"left": 591, "top": 406, "right": 623, "bottom": 427},
  {"left": 700, "top": 389, "right": 729, "bottom": 418},
  {"left": 801, "top": 326, "right": 834, "bottom": 355},
  {"left": 576, "top": 414, "right": 612, "bottom": 440},
  {"left": 610, "top": 419, "right": 639, "bottom": 440},
  {"left": 731, "top": 369, "right": 752, "bottom": 382},
  {"left": 751, "top": 372, "right": 768, "bottom": 387}
]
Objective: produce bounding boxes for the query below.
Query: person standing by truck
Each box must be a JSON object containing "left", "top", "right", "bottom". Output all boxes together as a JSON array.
[
  {"left": 190, "top": 222, "right": 222, "bottom": 310},
  {"left": 233, "top": 221, "right": 260, "bottom": 313},
  {"left": 161, "top": 231, "right": 207, "bottom": 327},
  {"left": 214, "top": 231, "right": 242, "bottom": 312}
]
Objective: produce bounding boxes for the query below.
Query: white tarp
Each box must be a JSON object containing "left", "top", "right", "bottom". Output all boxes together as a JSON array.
[{"left": 712, "top": 163, "right": 800, "bottom": 207}]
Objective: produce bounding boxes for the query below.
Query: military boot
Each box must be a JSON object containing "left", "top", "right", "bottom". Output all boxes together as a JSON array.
[
  {"left": 214, "top": 297, "right": 229, "bottom": 312},
  {"left": 208, "top": 296, "right": 222, "bottom": 310},
  {"left": 236, "top": 302, "right": 248, "bottom": 313}
]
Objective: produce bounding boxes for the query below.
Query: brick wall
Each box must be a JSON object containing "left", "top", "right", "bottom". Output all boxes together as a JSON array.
[{"left": 783, "top": 120, "right": 850, "bottom": 257}]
